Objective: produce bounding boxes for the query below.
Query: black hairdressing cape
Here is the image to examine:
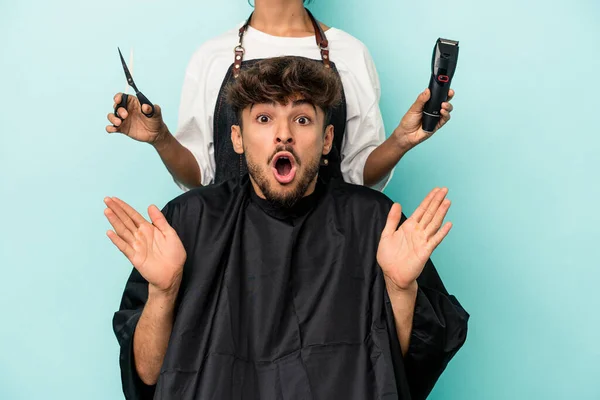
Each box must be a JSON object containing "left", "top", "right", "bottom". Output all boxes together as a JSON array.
[{"left": 113, "top": 175, "right": 469, "bottom": 400}]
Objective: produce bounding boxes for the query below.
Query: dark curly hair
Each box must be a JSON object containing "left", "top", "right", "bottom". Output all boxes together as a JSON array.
[{"left": 225, "top": 56, "right": 342, "bottom": 127}]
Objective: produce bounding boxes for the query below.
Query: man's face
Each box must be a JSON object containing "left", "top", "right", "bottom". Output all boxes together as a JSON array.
[{"left": 231, "top": 98, "right": 334, "bottom": 207}]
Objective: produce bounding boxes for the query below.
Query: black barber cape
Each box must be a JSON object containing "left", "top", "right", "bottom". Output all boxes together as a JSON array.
[{"left": 113, "top": 175, "right": 469, "bottom": 400}]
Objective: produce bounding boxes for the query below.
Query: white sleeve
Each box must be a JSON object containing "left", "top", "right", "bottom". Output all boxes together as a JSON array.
[
  {"left": 339, "top": 45, "right": 393, "bottom": 192},
  {"left": 171, "top": 53, "right": 216, "bottom": 190}
]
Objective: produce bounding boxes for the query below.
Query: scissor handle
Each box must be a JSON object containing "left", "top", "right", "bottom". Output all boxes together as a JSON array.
[
  {"left": 137, "top": 92, "right": 155, "bottom": 118},
  {"left": 114, "top": 93, "right": 129, "bottom": 120}
]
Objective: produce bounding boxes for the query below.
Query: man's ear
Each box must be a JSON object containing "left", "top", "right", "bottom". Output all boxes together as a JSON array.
[
  {"left": 231, "top": 125, "right": 244, "bottom": 155},
  {"left": 322, "top": 124, "right": 334, "bottom": 155}
]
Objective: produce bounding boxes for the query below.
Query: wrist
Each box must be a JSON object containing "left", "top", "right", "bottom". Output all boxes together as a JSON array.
[
  {"left": 150, "top": 124, "right": 173, "bottom": 151},
  {"left": 148, "top": 278, "right": 181, "bottom": 303},
  {"left": 385, "top": 275, "right": 418, "bottom": 296},
  {"left": 391, "top": 127, "right": 415, "bottom": 154}
]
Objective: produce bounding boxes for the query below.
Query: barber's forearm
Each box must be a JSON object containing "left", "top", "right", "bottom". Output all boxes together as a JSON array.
[
  {"left": 385, "top": 278, "right": 418, "bottom": 357},
  {"left": 152, "top": 127, "right": 202, "bottom": 188},
  {"left": 363, "top": 134, "right": 411, "bottom": 187},
  {"left": 133, "top": 287, "right": 178, "bottom": 385}
]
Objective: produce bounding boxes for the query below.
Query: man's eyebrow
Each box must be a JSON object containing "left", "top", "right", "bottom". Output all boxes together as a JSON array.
[
  {"left": 249, "top": 102, "right": 277, "bottom": 112},
  {"left": 292, "top": 99, "right": 317, "bottom": 113}
]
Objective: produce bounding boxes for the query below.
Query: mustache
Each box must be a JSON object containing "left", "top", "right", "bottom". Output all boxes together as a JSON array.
[{"left": 268, "top": 145, "right": 300, "bottom": 166}]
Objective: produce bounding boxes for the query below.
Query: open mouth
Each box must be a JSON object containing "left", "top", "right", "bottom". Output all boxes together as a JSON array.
[{"left": 271, "top": 152, "right": 297, "bottom": 184}]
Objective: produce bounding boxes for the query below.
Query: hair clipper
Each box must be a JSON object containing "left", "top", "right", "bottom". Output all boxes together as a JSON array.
[{"left": 422, "top": 38, "right": 459, "bottom": 133}]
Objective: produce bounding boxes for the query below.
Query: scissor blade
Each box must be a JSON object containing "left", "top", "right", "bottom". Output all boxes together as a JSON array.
[
  {"left": 129, "top": 48, "right": 134, "bottom": 80},
  {"left": 118, "top": 47, "right": 137, "bottom": 91},
  {"left": 125, "top": 48, "right": 133, "bottom": 94}
]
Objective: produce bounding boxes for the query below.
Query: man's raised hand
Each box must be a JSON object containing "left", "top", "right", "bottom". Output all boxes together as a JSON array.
[
  {"left": 104, "top": 197, "right": 186, "bottom": 295},
  {"left": 377, "top": 188, "right": 453, "bottom": 292}
]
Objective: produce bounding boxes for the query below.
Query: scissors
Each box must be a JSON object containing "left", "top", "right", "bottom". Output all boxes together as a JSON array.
[{"left": 114, "top": 47, "right": 155, "bottom": 119}]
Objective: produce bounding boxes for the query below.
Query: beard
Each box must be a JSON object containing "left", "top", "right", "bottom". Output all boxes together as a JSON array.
[{"left": 246, "top": 145, "right": 321, "bottom": 209}]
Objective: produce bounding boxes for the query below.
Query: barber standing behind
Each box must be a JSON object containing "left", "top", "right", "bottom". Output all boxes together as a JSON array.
[{"left": 105, "top": 0, "right": 455, "bottom": 191}]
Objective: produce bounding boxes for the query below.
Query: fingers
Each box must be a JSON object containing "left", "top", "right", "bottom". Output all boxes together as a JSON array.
[
  {"left": 111, "top": 197, "right": 148, "bottom": 228},
  {"left": 424, "top": 197, "right": 451, "bottom": 238},
  {"left": 438, "top": 99, "right": 453, "bottom": 127},
  {"left": 429, "top": 221, "right": 453, "bottom": 251},
  {"left": 104, "top": 197, "right": 138, "bottom": 233},
  {"left": 106, "top": 123, "right": 119, "bottom": 133},
  {"left": 112, "top": 93, "right": 130, "bottom": 119},
  {"left": 412, "top": 188, "right": 440, "bottom": 222},
  {"left": 420, "top": 187, "right": 449, "bottom": 226},
  {"left": 115, "top": 107, "right": 129, "bottom": 120},
  {"left": 108, "top": 93, "right": 130, "bottom": 128},
  {"left": 408, "top": 88, "right": 430, "bottom": 114},
  {"left": 148, "top": 204, "right": 172, "bottom": 235},
  {"left": 107, "top": 112, "right": 123, "bottom": 127},
  {"left": 441, "top": 102, "right": 453, "bottom": 113},
  {"left": 104, "top": 207, "right": 136, "bottom": 245},
  {"left": 107, "top": 93, "right": 128, "bottom": 133},
  {"left": 435, "top": 90, "right": 454, "bottom": 129},
  {"left": 381, "top": 203, "right": 402, "bottom": 239},
  {"left": 107, "top": 229, "right": 136, "bottom": 261},
  {"left": 438, "top": 108, "right": 451, "bottom": 129}
]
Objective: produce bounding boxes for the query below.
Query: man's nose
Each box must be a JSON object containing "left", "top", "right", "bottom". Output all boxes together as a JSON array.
[{"left": 275, "top": 121, "right": 294, "bottom": 144}]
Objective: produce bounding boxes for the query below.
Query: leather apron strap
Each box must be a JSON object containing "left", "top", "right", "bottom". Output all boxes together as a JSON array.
[{"left": 233, "top": 7, "right": 330, "bottom": 78}]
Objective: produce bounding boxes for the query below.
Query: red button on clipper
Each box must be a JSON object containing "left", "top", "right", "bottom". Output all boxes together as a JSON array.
[{"left": 437, "top": 75, "right": 450, "bottom": 83}]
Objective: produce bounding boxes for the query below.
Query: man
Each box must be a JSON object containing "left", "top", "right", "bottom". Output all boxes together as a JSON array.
[{"left": 106, "top": 56, "right": 468, "bottom": 400}]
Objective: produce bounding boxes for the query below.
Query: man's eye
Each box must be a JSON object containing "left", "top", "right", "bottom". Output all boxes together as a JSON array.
[
  {"left": 257, "top": 115, "right": 271, "bottom": 123},
  {"left": 296, "top": 116, "right": 311, "bottom": 125}
]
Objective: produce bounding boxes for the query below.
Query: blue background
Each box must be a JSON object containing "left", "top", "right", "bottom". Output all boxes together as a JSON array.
[{"left": 1, "top": 0, "right": 598, "bottom": 398}]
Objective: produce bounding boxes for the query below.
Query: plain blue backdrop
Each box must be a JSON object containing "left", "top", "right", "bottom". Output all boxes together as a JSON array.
[{"left": 1, "top": 0, "right": 598, "bottom": 398}]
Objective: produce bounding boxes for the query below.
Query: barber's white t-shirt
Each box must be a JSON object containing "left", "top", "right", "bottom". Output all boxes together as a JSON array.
[{"left": 173, "top": 23, "right": 393, "bottom": 191}]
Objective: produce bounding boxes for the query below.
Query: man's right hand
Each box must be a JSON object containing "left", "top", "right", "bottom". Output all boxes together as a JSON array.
[
  {"left": 104, "top": 197, "right": 186, "bottom": 296},
  {"left": 106, "top": 93, "right": 167, "bottom": 145}
]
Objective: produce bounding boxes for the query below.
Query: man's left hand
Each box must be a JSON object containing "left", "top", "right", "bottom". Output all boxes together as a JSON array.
[
  {"left": 376, "top": 188, "right": 453, "bottom": 292},
  {"left": 393, "top": 89, "right": 455, "bottom": 151}
]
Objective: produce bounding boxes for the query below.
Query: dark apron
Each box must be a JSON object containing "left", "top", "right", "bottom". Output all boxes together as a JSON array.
[{"left": 212, "top": 8, "right": 348, "bottom": 185}]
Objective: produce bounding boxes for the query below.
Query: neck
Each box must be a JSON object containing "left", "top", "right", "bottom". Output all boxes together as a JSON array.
[{"left": 251, "top": 0, "right": 313, "bottom": 37}]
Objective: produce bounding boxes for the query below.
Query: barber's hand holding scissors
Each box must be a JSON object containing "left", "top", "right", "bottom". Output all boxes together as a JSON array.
[
  {"left": 106, "top": 93, "right": 167, "bottom": 144},
  {"left": 105, "top": 48, "right": 168, "bottom": 144}
]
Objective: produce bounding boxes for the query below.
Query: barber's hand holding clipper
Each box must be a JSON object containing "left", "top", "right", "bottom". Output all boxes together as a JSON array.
[
  {"left": 106, "top": 93, "right": 168, "bottom": 145},
  {"left": 393, "top": 38, "right": 459, "bottom": 150}
]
